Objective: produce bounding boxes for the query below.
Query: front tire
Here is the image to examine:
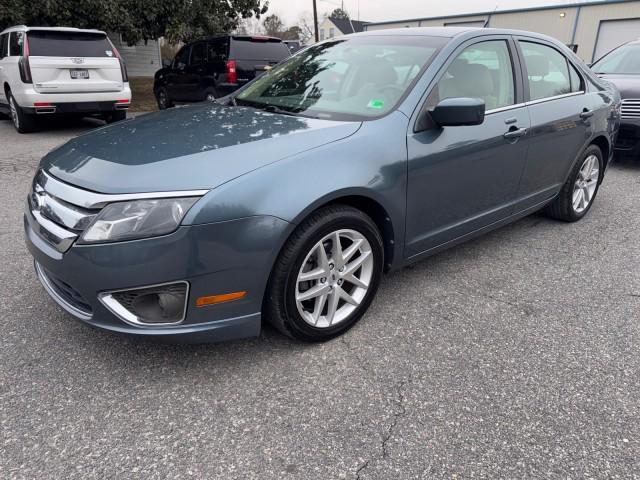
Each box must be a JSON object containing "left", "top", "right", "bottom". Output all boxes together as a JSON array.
[
  {"left": 544, "top": 144, "right": 603, "bottom": 222},
  {"left": 265, "top": 205, "right": 384, "bottom": 342},
  {"left": 8, "top": 91, "right": 37, "bottom": 133},
  {"left": 155, "top": 87, "right": 173, "bottom": 110}
]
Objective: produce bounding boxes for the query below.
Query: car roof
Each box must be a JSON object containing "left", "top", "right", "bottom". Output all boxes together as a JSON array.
[
  {"left": 351, "top": 26, "right": 562, "bottom": 42},
  {"left": 190, "top": 34, "right": 283, "bottom": 44},
  {"left": 0, "top": 25, "right": 106, "bottom": 35}
]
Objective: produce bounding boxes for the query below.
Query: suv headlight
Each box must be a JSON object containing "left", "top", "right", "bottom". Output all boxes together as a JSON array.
[{"left": 79, "top": 197, "right": 199, "bottom": 244}]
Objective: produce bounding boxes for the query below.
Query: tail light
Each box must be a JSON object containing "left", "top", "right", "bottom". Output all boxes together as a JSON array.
[
  {"left": 107, "top": 37, "right": 129, "bottom": 82},
  {"left": 19, "top": 34, "right": 32, "bottom": 83},
  {"left": 226, "top": 60, "right": 237, "bottom": 84}
]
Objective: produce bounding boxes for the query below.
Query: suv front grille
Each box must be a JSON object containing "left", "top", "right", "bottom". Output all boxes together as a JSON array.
[{"left": 621, "top": 99, "right": 640, "bottom": 119}]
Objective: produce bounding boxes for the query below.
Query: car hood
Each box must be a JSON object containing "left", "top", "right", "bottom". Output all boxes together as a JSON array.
[
  {"left": 596, "top": 74, "right": 640, "bottom": 98},
  {"left": 42, "top": 103, "right": 361, "bottom": 194}
]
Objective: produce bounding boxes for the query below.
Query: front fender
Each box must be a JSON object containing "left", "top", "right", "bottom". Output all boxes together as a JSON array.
[{"left": 183, "top": 111, "right": 411, "bottom": 267}]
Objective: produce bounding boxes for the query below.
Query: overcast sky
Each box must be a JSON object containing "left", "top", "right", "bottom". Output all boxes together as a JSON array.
[{"left": 265, "top": 0, "right": 597, "bottom": 25}]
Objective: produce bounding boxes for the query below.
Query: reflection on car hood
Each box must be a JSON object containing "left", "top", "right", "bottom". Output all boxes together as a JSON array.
[
  {"left": 596, "top": 74, "right": 640, "bottom": 99},
  {"left": 41, "top": 103, "right": 361, "bottom": 194}
]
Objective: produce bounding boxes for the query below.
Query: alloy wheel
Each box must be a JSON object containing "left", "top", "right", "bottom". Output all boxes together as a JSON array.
[
  {"left": 572, "top": 154, "right": 599, "bottom": 213},
  {"left": 206, "top": 93, "right": 216, "bottom": 102},
  {"left": 9, "top": 96, "right": 19, "bottom": 129},
  {"left": 158, "top": 90, "right": 167, "bottom": 109},
  {"left": 295, "top": 229, "right": 374, "bottom": 328}
]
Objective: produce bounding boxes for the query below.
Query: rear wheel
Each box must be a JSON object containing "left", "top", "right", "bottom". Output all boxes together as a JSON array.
[
  {"left": 544, "top": 144, "right": 603, "bottom": 222},
  {"left": 204, "top": 88, "right": 218, "bottom": 102},
  {"left": 265, "top": 205, "right": 384, "bottom": 342},
  {"left": 156, "top": 87, "right": 173, "bottom": 110},
  {"left": 8, "top": 91, "right": 37, "bottom": 133},
  {"left": 104, "top": 110, "right": 127, "bottom": 123}
]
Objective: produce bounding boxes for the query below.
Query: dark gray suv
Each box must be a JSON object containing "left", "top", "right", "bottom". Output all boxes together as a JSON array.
[{"left": 25, "top": 28, "right": 620, "bottom": 343}]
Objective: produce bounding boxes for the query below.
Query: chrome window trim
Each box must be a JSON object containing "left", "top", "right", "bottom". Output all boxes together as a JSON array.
[
  {"left": 485, "top": 91, "right": 586, "bottom": 116},
  {"left": 98, "top": 281, "right": 190, "bottom": 328},
  {"left": 38, "top": 170, "right": 209, "bottom": 209},
  {"left": 35, "top": 261, "right": 93, "bottom": 320},
  {"left": 525, "top": 91, "right": 585, "bottom": 106}
]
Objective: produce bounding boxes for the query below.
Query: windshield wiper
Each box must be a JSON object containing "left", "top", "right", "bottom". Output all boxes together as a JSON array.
[{"left": 258, "top": 104, "right": 299, "bottom": 117}]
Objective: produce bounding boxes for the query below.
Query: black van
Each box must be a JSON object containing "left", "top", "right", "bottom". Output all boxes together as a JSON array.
[{"left": 153, "top": 35, "right": 291, "bottom": 109}]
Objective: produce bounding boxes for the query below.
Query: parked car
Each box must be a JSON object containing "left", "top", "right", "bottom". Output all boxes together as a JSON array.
[
  {"left": 153, "top": 35, "right": 291, "bottom": 109},
  {"left": 284, "top": 40, "right": 303, "bottom": 53},
  {"left": 25, "top": 28, "right": 619, "bottom": 343},
  {"left": 591, "top": 40, "right": 640, "bottom": 159},
  {"left": 0, "top": 26, "right": 131, "bottom": 133}
]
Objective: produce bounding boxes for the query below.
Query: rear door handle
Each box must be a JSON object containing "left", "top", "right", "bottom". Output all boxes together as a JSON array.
[
  {"left": 580, "top": 109, "right": 594, "bottom": 119},
  {"left": 503, "top": 127, "right": 528, "bottom": 139}
]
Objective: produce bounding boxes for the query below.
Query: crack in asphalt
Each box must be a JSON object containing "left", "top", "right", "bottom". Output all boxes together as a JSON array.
[{"left": 354, "top": 376, "right": 412, "bottom": 479}]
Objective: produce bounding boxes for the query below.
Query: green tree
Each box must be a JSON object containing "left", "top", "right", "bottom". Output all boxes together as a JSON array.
[
  {"left": 262, "top": 14, "right": 285, "bottom": 38},
  {"left": 0, "top": 0, "right": 269, "bottom": 44},
  {"left": 329, "top": 8, "right": 350, "bottom": 20}
]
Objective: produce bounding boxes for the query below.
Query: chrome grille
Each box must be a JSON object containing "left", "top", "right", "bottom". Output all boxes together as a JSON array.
[
  {"left": 621, "top": 99, "right": 640, "bottom": 119},
  {"left": 26, "top": 170, "right": 99, "bottom": 253}
]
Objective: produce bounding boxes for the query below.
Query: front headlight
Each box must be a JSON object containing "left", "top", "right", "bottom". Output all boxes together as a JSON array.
[{"left": 79, "top": 197, "right": 200, "bottom": 244}]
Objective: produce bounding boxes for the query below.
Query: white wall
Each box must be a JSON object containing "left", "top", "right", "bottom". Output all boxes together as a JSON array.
[{"left": 108, "top": 33, "right": 161, "bottom": 78}]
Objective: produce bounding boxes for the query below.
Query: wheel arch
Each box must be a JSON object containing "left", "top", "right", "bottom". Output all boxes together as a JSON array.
[
  {"left": 287, "top": 190, "right": 397, "bottom": 271},
  {"left": 589, "top": 135, "right": 611, "bottom": 173}
]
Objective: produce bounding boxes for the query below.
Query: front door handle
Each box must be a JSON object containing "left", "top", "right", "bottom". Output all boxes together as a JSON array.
[
  {"left": 503, "top": 127, "right": 528, "bottom": 140},
  {"left": 580, "top": 109, "right": 594, "bottom": 120}
]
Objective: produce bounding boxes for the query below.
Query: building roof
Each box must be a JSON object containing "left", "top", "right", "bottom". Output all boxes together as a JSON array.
[
  {"left": 364, "top": 0, "right": 637, "bottom": 27},
  {"left": 330, "top": 18, "right": 369, "bottom": 34}
]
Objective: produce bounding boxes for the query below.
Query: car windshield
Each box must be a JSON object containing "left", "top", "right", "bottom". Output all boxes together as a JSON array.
[
  {"left": 234, "top": 35, "right": 446, "bottom": 121},
  {"left": 592, "top": 42, "right": 640, "bottom": 74}
]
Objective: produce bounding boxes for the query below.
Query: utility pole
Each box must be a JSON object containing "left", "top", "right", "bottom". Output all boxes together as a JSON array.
[{"left": 313, "top": 0, "right": 320, "bottom": 42}]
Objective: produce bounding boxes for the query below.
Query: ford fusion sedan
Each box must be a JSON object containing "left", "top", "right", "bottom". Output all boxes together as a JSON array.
[
  {"left": 591, "top": 39, "right": 640, "bottom": 159},
  {"left": 25, "top": 28, "right": 619, "bottom": 343}
]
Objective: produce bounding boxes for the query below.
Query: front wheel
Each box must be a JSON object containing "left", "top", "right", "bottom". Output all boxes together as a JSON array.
[
  {"left": 155, "top": 87, "right": 173, "bottom": 110},
  {"left": 544, "top": 144, "right": 603, "bottom": 222},
  {"left": 265, "top": 205, "right": 384, "bottom": 342}
]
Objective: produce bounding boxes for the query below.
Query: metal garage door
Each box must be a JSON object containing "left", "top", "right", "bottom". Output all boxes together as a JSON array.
[{"left": 594, "top": 18, "right": 640, "bottom": 61}]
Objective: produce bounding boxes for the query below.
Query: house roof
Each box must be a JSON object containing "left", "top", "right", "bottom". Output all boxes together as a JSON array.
[{"left": 330, "top": 18, "right": 369, "bottom": 34}]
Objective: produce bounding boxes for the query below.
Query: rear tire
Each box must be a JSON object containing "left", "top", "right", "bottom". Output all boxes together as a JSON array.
[
  {"left": 544, "top": 144, "right": 603, "bottom": 222},
  {"left": 155, "top": 87, "right": 173, "bottom": 110},
  {"left": 264, "top": 205, "right": 384, "bottom": 342},
  {"left": 203, "top": 88, "right": 218, "bottom": 102},
  {"left": 104, "top": 110, "right": 127, "bottom": 123},
  {"left": 8, "top": 92, "right": 37, "bottom": 133}
]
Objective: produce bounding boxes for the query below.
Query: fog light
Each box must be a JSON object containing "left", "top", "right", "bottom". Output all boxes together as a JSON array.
[{"left": 99, "top": 282, "right": 189, "bottom": 326}]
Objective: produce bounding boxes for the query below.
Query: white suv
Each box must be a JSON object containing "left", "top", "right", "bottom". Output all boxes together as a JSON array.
[{"left": 0, "top": 26, "right": 132, "bottom": 133}]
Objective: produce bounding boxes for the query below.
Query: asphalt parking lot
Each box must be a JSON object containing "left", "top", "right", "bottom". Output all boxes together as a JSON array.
[{"left": 1, "top": 114, "right": 639, "bottom": 479}]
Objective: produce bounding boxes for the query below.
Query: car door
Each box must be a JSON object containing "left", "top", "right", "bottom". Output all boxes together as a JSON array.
[
  {"left": 0, "top": 33, "right": 8, "bottom": 105},
  {"left": 184, "top": 42, "right": 206, "bottom": 101},
  {"left": 406, "top": 36, "right": 530, "bottom": 258},
  {"left": 167, "top": 45, "right": 191, "bottom": 101},
  {"left": 206, "top": 38, "right": 228, "bottom": 93},
  {"left": 514, "top": 38, "right": 595, "bottom": 210}
]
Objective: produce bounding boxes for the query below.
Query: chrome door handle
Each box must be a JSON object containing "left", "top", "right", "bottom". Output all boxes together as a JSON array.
[
  {"left": 503, "top": 127, "right": 528, "bottom": 139},
  {"left": 580, "top": 110, "right": 594, "bottom": 119}
]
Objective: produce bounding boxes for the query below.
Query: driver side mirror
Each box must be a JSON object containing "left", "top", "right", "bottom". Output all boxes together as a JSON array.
[
  {"left": 415, "top": 97, "right": 486, "bottom": 132},
  {"left": 162, "top": 58, "right": 172, "bottom": 68},
  {"left": 428, "top": 97, "right": 486, "bottom": 127}
]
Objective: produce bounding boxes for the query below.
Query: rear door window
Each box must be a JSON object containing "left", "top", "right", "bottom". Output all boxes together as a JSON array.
[
  {"left": 207, "top": 39, "right": 227, "bottom": 62},
  {"left": 520, "top": 41, "right": 572, "bottom": 101},
  {"left": 230, "top": 38, "right": 290, "bottom": 61},
  {"left": 27, "top": 31, "right": 114, "bottom": 57},
  {"left": 190, "top": 43, "right": 206, "bottom": 65},
  {"left": 0, "top": 34, "right": 7, "bottom": 58},
  {"left": 9, "top": 32, "right": 24, "bottom": 56}
]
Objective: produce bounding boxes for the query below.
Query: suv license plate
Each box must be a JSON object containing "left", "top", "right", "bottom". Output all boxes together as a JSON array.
[{"left": 70, "top": 69, "right": 89, "bottom": 79}]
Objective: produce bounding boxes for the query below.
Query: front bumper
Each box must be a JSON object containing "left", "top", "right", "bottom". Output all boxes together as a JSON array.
[
  {"left": 614, "top": 118, "right": 640, "bottom": 159},
  {"left": 24, "top": 209, "right": 290, "bottom": 343}
]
